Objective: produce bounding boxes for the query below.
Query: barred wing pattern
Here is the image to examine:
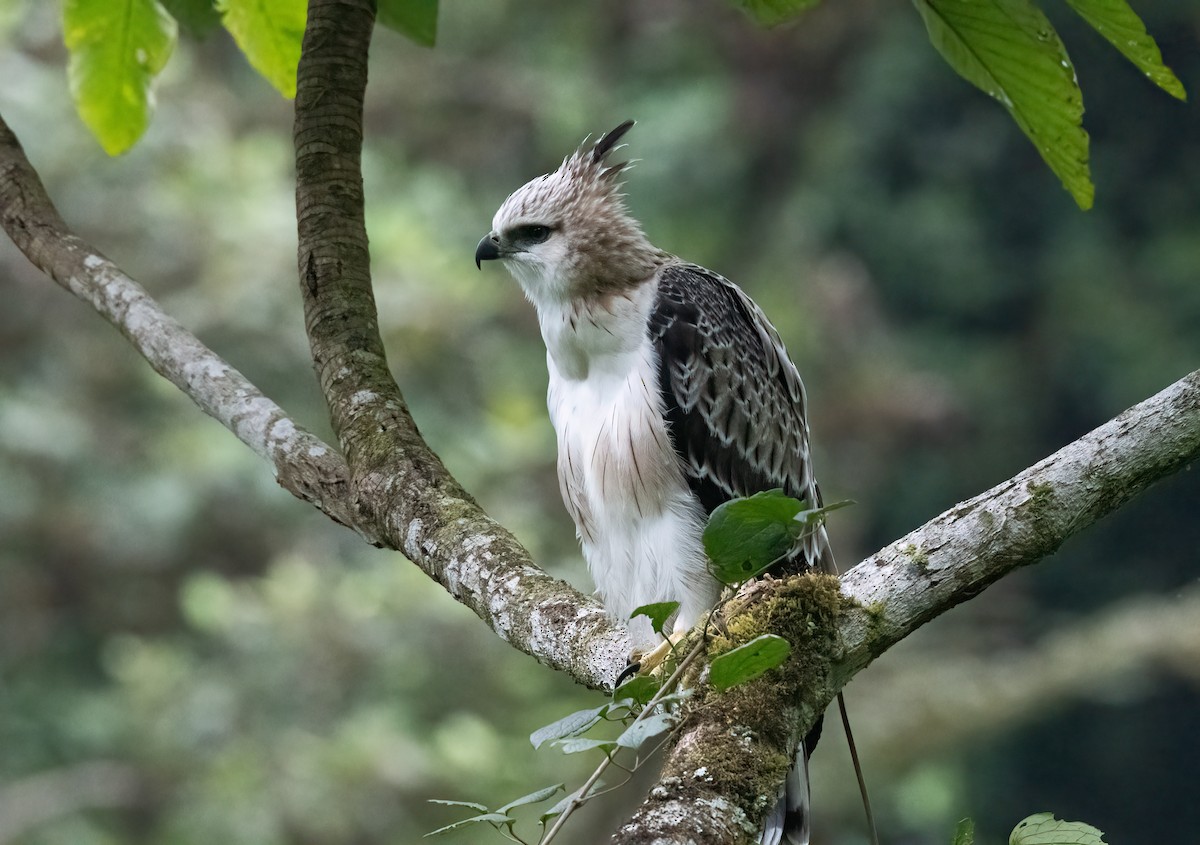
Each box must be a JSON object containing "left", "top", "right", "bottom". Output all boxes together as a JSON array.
[{"left": 648, "top": 262, "right": 834, "bottom": 576}]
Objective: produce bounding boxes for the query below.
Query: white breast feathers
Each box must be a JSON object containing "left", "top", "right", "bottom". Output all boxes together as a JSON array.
[{"left": 540, "top": 282, "right": 720, "bottom": 646}]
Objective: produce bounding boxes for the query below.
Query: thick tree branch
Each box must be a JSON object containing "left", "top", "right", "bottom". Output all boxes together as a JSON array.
[
  {"left": 0, "top": 113, "right": 360, "bottom": 534},
  {"left": 290, "top": 0, "right": 629, "bottom": 686},
  {"left": 614, "top": 369, "right": 1200, "bottom": 843}
]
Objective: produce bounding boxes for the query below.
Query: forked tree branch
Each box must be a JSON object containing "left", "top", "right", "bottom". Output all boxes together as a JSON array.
[{"left": 2, "top": 2, "right": 1198, "bottom": 842}]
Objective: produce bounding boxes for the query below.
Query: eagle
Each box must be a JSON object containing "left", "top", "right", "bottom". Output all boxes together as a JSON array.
[{"left": 476, "top": 121, "right": 834, "bottom": 845}]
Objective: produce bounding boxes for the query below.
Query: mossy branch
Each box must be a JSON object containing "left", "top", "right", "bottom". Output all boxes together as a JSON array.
[{"left": 614, "top": 369, "right": 1200, "bottom": 843}]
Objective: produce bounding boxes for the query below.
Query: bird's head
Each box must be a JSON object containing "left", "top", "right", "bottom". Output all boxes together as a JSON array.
[{"left": 476, "top": 120, "right": 662, "bottom": 307}]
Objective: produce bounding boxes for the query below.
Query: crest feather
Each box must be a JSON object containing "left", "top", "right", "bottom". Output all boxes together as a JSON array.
[{"left": 592, "top": 120, "right": 635, "bottom": 163}]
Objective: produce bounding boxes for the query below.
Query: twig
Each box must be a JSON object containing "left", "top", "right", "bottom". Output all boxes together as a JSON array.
[{"left": 541, "top": 637, "right": 707, "bottom": 845}]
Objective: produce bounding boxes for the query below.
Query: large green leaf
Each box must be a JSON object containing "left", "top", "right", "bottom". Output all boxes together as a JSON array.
[
  {"left": 63, "top": 0, "right": 178, "bottom": 155},
  {"left": 1061, "top": 0, "right": 1186, "bottom": 100},
  {"left": 1009, "top": 812, "right": 1106, "bottom": 845},
  {"left": 378, "top": 0, "right": 437, "bottom": 46},
  {"left": 730, "top": 0, "right": 821, "bottom": 27},
  {"left": 709, "top": 633, "right": 792, "bottom": 691},
  {"left": 703, "top": 489, "right": 805, "bottom": 585},
  {"left": 913, "top": 0, "right": 1093, "bottom": 209},
  {"left": 218, "top": 0, "right": 306, "bottom": 98}
]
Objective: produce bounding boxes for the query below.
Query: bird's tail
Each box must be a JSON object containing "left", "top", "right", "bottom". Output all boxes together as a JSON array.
[{"left": 761, "top": 745, "right": 811, "bottom": 845}]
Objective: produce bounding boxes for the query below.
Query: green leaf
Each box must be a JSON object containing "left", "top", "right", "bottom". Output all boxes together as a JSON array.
[
  {"left": 1009, "top": 812, "right": 1106, "bottom": 845},
  {"left": 730, "top": 0, "right": 821, "bottom": 27},
  {"left": 496, "top": 783, "right": 565, "bottom": 815},
  {"left": 1061, "top": 0, "right": 1186, "bottom": 100},
  {"left": 63, "top": 0, "right": 178, "bottom": 155},
  {"left": 631, "top": 601, "right": 680, "bottom": 635},
  {"left": 529, "top": 705, "right": 608, "bottom": 749},
  {"left": 217, "top": 0, "right": 306, "bottom": 98},
  {"left": 953, "top": 818, "right": 976, "bottom": 845},
  {"left": 912, "top": 0, "right": 1093, "bottom": 209},
  {"left": 709, "top": 634, "right": 792, "bottom": 691},
  {"left": 427, "top": 799, "right": 488, "bottom": 812},
  {"left": 160, "top": 0, "right": 220, "bottom": 36},
  {"left": 424, "top": 812, "right": 511, "bottom": 837},
  {"left": 377, "top": 0, "right": 437, "bottom": 46},
  {"left": 615, "top": 712, "right": 676, "bottom": 750},
  {"left": 703, "top": 489, "right": 806, "bottom": 585},
  {"left": 613, "top": 674, "right": 661, "bottom": 707},
  {"left": 539, "top": 782, "right": 606, "bottom": 824},
  {"left": 553, "top": 737, "right": 616, "bottom": 755}
]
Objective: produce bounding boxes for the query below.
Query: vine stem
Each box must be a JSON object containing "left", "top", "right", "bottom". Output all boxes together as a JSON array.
[{"left": 540, "top": 637, "right": 708, "bottom": 845}]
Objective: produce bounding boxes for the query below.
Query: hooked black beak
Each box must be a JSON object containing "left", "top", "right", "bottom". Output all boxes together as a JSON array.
[{"left": 475, "top": 233, "right": 501, "bottom": 269}]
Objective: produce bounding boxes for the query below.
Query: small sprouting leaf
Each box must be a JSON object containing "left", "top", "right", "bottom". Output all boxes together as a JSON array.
[
  {"left": 953, "top": 818, "right": 976, "bottom": 845},
  {"left": 63, "top": 0, "right": 178, "bottom": 155},
  {"left": 377, "top": 0, "right": 437, "bottom": 46},
  {"left": 427, "top": 799, "right": 488, "bottom": 811},
  {"left": 729, "top": 0, "right": 822, "bottom": 27},
  {"left": 553, "top": 737, "right": 617, "bottom": 755},
  {"left": 709, "top": 634, "right": 792, "bottom": 691},
  {"left": 1009, "top": 813, "right": 1106, "bottom": 845},
  {"left": 794, "top": 498, "right": 855, "bottom": 528},
  {"left": 704, "top": 490, "right": 806, "bottom": 585},
  {"left": 631, "top": 601, "right": 680, "bottom": 635},
  {"left": 912, "top": 0, "right": 1093, "bottom": 209},
  {"left": 217, "top": 0, "right": 306, "bottom": 98},
  {"left": 613, "top": 675, "right": 661, "bottom": 707},
  {"left": 615, "top": 712, "right": 677, "bottom": 750},
  {"left": 496, "top": 783, "right": 565, "bottom": 815},
  {"left": 530, "top": 705, "right": 608, "bottom": 749},
  {"left": 1061, "top": 0, "right": 1185, "bottom": 100},
  {"left": 424, "top": 812, "right": 511, "bottom": 837}
]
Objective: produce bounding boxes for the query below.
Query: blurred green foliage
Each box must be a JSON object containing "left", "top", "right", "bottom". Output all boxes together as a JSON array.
[{"left": 0, "top": 1, "right": 1197, "bottom": 844}]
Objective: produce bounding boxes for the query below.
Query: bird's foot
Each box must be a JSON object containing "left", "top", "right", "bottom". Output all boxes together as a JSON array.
[{"left": 618, "top": 631, "right": 685, "bottom": 686}]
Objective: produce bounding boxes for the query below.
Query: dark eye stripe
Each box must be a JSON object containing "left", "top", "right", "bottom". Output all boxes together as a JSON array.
[{"left": 509, "top": 224, "right": 552, "bottom": 244}]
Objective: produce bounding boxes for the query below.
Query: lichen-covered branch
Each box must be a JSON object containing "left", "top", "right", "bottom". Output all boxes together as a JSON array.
[
  {"left": 836, "top": 368, "right": 1200, "bottom": 679},
  {"left": 614, "top": 369, "right": 1200, "bottom": 844},
  {"left": 0, "top": 113, "right": 360, "bottom": 534}
]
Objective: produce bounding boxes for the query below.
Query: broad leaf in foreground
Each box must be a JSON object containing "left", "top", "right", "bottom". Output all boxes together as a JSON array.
[
  {"left": 704, "top": 489, "right": 805, "bottom": 584},
  {"left": 709, "top": 633, "right": 791, "bottom": 691},
  {"left": 1061, "top": 0, "right": 1186, "bottom": 100},
  {"left": 218, "top": 0, "right": 306, "bottom": 98},
  {"left": 64, "top": 0, "right": 177, "bottom": 155},
  {"left": 913, "top": 0, "right": 1093, "bottom": 209}
]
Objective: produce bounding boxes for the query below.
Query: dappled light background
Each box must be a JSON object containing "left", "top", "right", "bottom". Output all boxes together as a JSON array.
[{"left": 1, "top": 1, "right": 1198, "bottom": 843}]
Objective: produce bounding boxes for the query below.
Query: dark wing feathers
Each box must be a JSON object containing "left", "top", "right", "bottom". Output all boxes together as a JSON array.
[{"left": 649, "top": 263, "right": 832, "bottom": 574}]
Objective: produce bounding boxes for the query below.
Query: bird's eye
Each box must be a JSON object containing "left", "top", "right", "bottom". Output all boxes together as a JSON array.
[{"left": 511, "top": 224, "right": 552, "bottom": 245}]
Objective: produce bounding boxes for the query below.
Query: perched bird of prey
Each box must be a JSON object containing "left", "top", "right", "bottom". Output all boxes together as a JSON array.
[{"left": 476, "top": 121, "right": 834, "bottom": 845}]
